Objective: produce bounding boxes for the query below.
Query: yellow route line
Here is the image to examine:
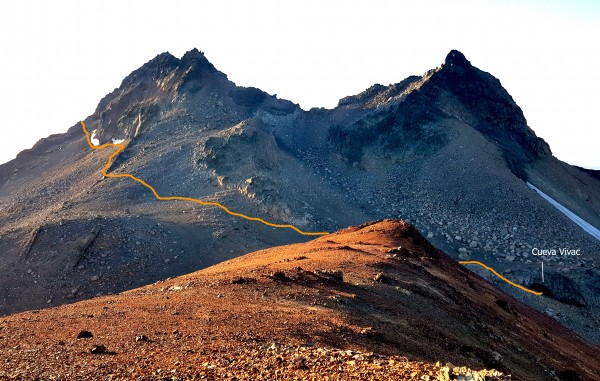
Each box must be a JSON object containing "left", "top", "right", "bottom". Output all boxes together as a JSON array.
[
  {"left": 80, "top": 121, "right": 329, "bottom": 236},
  {"left": 459, "top": 260, "right": 543, "bottom": 296}
]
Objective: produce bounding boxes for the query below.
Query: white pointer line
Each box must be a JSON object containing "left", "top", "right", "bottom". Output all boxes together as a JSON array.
[{"left": 541, "top": 261, "right": 544, "bottom": 283}]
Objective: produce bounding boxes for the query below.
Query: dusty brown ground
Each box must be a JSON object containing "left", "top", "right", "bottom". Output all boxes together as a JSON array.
[{"left": 0, "top": 220, "right": 597, "bottom": 380}]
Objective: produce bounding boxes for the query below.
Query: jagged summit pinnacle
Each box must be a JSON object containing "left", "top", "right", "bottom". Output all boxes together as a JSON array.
[
  {"left": 143, "top": 49, "right": 209, "bottom": 66},
  {"left": 182, "top": 47, "right": 204, "bottom": 60},
  {"left": 119, "top": 52, "right": 179, "bottom": 88},
  {"left": 115, "top": 48, "right": 223, "bottom": 93},
  {"left": 443, "top": 49, "right": 472, "bottom": 68},
  {"left": 181, "top": 47, "right": 218, "bottom": 73},
  {"left": 140, "top": 51, "right": 180, "bottom": 70},
  {"left": 136, "top": 49, "right": 210, "bottom": 69}
]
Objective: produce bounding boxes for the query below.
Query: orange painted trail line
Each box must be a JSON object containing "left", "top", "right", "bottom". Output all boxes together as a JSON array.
[
  {"left": 80, "top": 121, "right": 329, "bottom": 236},
  {"left": 459, "top": 260, "right": 543, "bottom": 296}
]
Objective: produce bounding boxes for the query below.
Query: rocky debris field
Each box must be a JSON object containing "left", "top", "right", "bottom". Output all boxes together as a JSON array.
[{"left": 0, "top": 341, "right": 511, "bottom": 381}]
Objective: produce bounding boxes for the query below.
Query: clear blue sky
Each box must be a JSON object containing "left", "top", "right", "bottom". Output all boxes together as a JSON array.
[{"left": 0, "top": 0, "right": 598, "bottom": 168}]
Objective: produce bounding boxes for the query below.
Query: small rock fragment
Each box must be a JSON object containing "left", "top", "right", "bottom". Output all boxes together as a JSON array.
[
  {"left": 270, "top": 271, "right": 288, "bottom": 281},
  {"left": 386, "top": 246, "right": 410, "bottom": 256},
  {"left": 77, "top": 330, "right": 93, "bottom": 339},
  {"left": 292, "top": 356, "right": 309, "bottom": 370},
  {"left": 90, "top": 344, "right": 106, "bottom": 354},
  {"left": 231, "top": 277, "right": 257, "bottom": 284},
  {"left": 374, "top": 273, "right": 392, "bottom": 284},
  {"left": 316, "top": 269, "right": 344, "bottom": 281}
]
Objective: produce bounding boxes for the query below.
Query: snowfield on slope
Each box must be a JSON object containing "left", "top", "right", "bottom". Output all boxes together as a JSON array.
[{"left": 527, "top": 182, "right": 600, "bottom": 241}]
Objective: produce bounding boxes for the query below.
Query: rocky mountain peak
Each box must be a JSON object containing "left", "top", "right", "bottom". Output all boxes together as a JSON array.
[
  {"left": 116, "top": 49, "right": 220, "bottom": 92},
  {"left": 148, "top": 51, "right": 179, "bottom": 66},
  {"left": 428, "top": 49, "right": 552, "bottom": 173},
  {"left": 442, "top": 49, "right": 472, "bottom": 69},
  {"left": 87, "top": 48, "right": 234, "bottom": 143},
  {"left": 180, "top": 48, "right": 218, "bottom": 73},
  {"left": 119, "top": 52, "right": 180, "bottom": 88},
  {"left": 181, "top": 47, "right": 205, "bottom": 62}
]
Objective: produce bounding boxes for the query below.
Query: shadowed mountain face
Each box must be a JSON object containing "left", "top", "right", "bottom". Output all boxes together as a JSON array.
[
  {"left": 0, "top": 49, "right": 599, "bottom": 345},
  {"left": 0, "top": 220, "right": 598, "bottom": 381}
]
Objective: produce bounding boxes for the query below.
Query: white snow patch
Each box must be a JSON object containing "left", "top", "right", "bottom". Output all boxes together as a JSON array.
[
  {"left": 90, "top": 130, "right": 100, "bottom": 146},
  {"left": 111, "top": 138, "right": 125, "bottom": 144},
  {"left": 527, "top": 182, "right": 600, "bottom": 241}
]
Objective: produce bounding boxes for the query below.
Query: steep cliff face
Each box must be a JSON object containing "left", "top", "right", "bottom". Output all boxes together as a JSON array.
[{"left": 0, "top": 49, "right": 598, "bottom": 347}]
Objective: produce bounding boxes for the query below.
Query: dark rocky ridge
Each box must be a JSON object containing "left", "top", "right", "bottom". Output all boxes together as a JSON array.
[
  {"left": 0, "top": 49, "right": 599, "bottom": 346},
  {"left": 577, "top": 166, "right": 600, "bottom": 181}
]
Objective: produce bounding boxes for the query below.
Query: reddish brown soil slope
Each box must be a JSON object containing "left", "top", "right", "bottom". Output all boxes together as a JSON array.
[{"left": 0, "top": 220, "right": 597, "bottom": 380}]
